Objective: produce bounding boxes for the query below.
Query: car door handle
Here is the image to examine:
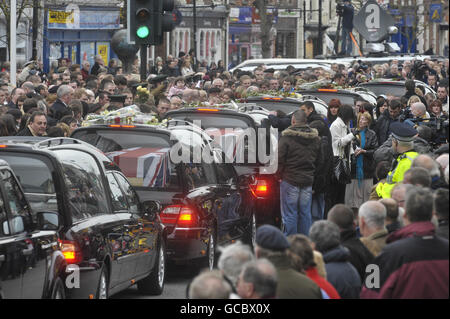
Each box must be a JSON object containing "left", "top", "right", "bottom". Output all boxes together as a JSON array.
[
  {"left": 22, "top": 247, "right": 33, "bottom": 256},
  {"left": 0, "top": 254, "right": 5, "bottom": 262}
]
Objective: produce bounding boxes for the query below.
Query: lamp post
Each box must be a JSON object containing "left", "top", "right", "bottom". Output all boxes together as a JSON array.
[{"left": 10, "top": 0, "right": 17, "bottom": 86}]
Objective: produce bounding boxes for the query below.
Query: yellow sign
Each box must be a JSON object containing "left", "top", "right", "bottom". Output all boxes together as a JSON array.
[
  {"left": 97, "top": 44, "right": 108, "bottom": 66},
  {"left": 49, "top": 10, "right": 74, "bottom": 24},
  {"left": 432, "top": 9, "right": 440, "bottom": 21}
]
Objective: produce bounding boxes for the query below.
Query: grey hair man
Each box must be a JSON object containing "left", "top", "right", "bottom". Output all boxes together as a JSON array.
[
  {"left": 218, "top": 241, "right": 254, "bottom": 289},
  {"left": 390, "top": 183, "right": 414, "bottom": 209},
  {"left": 359, "top": 201, "right": 388, "bottom": 257},
  {"left": 51, "top": 84, "right": 74, "bottom": 120},
  {"left": 188, "top": 270, "right": 232, "bottom": 299},
  {"left": 412, "top": 154, "right": 446, "bottom": 189},
  {"left": 236, "top": 258, "right": 277, "bottom": 299},
  {"left": 403, "top": 167, "right": 432, "bottom": 188},
  {"left": 410, "top": 102, "right": 427, "bottom": 119}
]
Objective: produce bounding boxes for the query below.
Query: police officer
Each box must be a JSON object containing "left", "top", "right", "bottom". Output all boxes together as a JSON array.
[{"left": 378, "top": 122, "right": 419, "bottom": 199}]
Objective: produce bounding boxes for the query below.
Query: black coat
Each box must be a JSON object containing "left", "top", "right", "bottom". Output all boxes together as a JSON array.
[
  {"left": 322, "top": 245, "right": 361, "bottom": 299},
  {"left": 309, "top": 113, "right": 334, "bottom": 193},
  {"left": 50, "top": 99, "right": 70, "bottom": 121},
  {"left": 374, "top": 109, "right": 399, "bottom": 145},
  {"left": 278, "top": 125, "right": 322, "bottom": 188},
  {"left": 350, "top": 128, "right": 378, "bottom": 179},
  {"left": 340, "top": 229, "right": 375, "bottom": 281},
  {"left": 15, "top": 126, "right": 34, "bottom": 136}
]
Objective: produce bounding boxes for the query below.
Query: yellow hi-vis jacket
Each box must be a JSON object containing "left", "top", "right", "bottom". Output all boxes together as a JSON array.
[{"left": 378, "top": 151, "right": 419, "bottom": 199}]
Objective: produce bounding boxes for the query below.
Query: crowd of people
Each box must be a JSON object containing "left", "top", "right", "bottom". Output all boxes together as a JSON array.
[{"left": 0, "top": 52, "right": 449, "bottom": 299}]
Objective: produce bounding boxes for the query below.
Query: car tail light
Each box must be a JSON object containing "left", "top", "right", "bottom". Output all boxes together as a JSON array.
[
  {"left": 250, "top": 179, "right": 270, "bottom": 198},
  {"left": 177, "top": 207, "right": 197, "bottom": 227},
  {"left": 318, "top": 89, "right": 338, "bottom": 92},
  {"left": 0, "top": 145, "right": 7, "bottom": 148},
  {"left": 59, "top": 240, "right": 83, "bottom": 264},
  {"left": 160, "top": 205, "right": 198, "bottom": 227},
  {"left": 197, "top": 108, "right": 219, "bottom": 112},
  {"left": 108, "top": 124, "right": 136, "bottom": 128}
]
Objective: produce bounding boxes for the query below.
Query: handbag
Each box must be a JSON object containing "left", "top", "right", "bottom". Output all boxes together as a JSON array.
[{"left": 332, "top": 142, "right": 351, "bottom": 184}]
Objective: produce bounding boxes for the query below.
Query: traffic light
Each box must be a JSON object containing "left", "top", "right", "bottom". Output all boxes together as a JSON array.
[
  {"left": 128, "top": 0, "right": 154, "bottom": 45},
  {"left": 153, "top": 0, "right": 176, "bottom": 45}
]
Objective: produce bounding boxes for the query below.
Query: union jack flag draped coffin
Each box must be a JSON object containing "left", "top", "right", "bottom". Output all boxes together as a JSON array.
[{"left": 106, "top": 147, "right": 171, "bottom": 187}]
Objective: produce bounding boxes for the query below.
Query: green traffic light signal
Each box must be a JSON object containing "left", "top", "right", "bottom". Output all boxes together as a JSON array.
[{"left": 136, "top": 25, "right": 150, "bottom": 38}]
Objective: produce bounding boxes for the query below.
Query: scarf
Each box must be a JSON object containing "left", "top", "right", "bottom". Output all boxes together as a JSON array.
[{"left": 356, "top": 128, "right": 366, "bottom": 187}]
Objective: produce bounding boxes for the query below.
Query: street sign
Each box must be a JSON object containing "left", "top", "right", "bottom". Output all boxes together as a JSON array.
[{"left": 353, "top": 0, "right": 396, "bottom": 42}]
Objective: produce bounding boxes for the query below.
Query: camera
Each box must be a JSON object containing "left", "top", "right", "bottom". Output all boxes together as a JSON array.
[
  {"left": 408, "top": 117, "right": 449, "bottom": 148},
  {"left": 410, "top": 60, "right": 430, "bottom": 82},
  {"left": 336, "top": 2, "right": 345, "bottom": 16}
]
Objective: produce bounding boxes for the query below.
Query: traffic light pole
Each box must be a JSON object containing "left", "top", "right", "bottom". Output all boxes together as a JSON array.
[{"left": 140, "top": 44, "right": 147, "bottom": 81}]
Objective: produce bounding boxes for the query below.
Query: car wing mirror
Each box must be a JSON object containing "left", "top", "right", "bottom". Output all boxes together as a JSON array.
[
  {"left": 142, "top": 200, "right": 162, "bottom": 220},
  {"left": 36, "top": 212, "right": 61, "bottom": 230},
  {"left": 2, "top": 216, "right": 25, "bottom": 235}
]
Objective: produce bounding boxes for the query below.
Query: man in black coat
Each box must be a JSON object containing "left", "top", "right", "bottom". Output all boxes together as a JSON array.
[
  {"left": 16, "top": 111, "right": 47, "bottom": 136},
  {"left": 374, "top": 99, "right": 402, "bottom": 144},
  {"left": 50, "top": 85, "right": 74, "bottom": 121},
  {"left": 300, "top": 101, "right": 334, "bottom": 221},
  {"left": 327, "top": 204, "right": 375, "bottom": 281},
  {"left": 278, "top": 109, "right": 323, "bottom": 236}
]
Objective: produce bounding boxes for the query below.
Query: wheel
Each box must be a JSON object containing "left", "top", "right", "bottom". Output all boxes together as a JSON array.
[
  {"left": 206, "top": 233, "right": 216, "bottom": 271},
  {"left": 137, "top": 241, "right": 166, "bottom": 295},
  {"left": 96, "top": 265, "right": 109, "bottom": 299},
  {"left": 50, "top": 277, "right": 66, "bottom": 299},
  {"left": 244, "top": 212, "right": 257, "bottom": 249}
]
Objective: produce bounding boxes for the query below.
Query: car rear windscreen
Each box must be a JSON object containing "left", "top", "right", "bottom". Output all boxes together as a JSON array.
[
  {"left": 246, "top": 100, "right": 299, "bottom": 114},
  {"left": 72, "top": 129, "right": 180, "bottom": 190},
  {"left": 300, "top": 92, "right": 356, "bottom": 106},
  {"left": 167, "top": 112, "right": 252, "bottom": 129},
  {"left": 359, "top": 84, "right": 405, "bottom": 98}
]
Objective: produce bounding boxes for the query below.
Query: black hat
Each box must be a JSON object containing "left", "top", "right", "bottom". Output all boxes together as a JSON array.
[
  {"left": 208, "top": 87, "right": 221, "bottom": 94},
  {"left": 390, "top": 122, "right": 418, "bottom": 142},
  {"left": 256, "top": 225, "right": 290, "bottom": 251},
  {"left": 264, "top": 68, "right": 275, "bottom": 73},
  {"left": 109, "top": 94, "right": 126, "bottom": 103},
  {"left": 48, "top": 85, "right": 59, "bottom": 94},
  {"left": 148, "top": 74, "right": 169, "bottom": 84}
]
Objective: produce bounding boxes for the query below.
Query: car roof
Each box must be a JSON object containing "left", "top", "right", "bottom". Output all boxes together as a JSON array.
[
  {"left": 334, "top": 55, "right": 432, "bottom": 65},
  {"left": 230, "top": 58, "right": 350, "bottom": 72},
  {"left": 0, "top": 136, "right": 115, "bottom": 168}
]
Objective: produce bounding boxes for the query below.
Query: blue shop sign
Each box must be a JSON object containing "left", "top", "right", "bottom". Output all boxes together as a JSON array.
[{"left": 430, "top": 3, "right": 443, "bottom": 23}]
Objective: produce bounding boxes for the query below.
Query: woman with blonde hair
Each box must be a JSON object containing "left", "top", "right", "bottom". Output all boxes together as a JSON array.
[
  {"left": 181, "top": 57, "right": 194, "bottom": 76},
  {"left": 345, "top": 112, "right": 378, "bottom": 215}
]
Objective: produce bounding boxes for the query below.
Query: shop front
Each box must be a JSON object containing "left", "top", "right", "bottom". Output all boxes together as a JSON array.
[{"left": 43, "top": 5, "right": 121, "bottom": 73}]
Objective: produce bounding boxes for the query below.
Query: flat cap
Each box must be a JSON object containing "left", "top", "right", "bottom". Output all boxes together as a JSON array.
[
  {"left": 256, "top": 225, "right": 290, "bottom": 251},
  {"left": 109, "top": 94, "right": 127, "bottom": 103},
  {"left": 390, "top": 122, "right": 418, "bottom": 142}
]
